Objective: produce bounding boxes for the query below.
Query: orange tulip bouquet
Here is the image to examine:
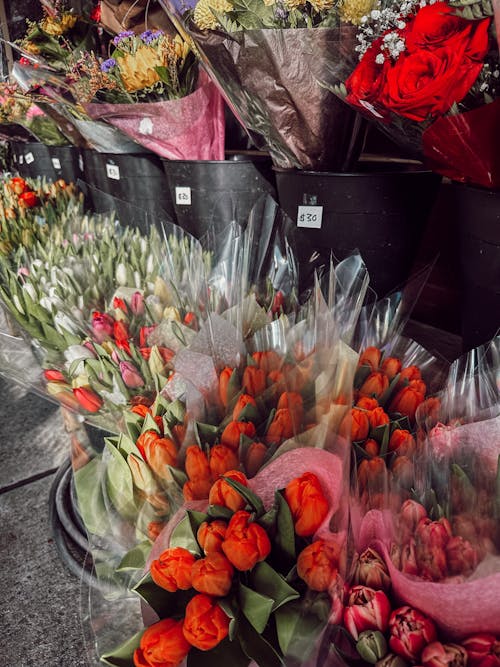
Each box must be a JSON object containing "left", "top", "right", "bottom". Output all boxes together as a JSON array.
[{"left": 96, "top": 448, "right": 349, "bottom": 667}]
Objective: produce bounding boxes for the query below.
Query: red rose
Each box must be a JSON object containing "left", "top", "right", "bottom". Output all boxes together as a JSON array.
[{"left": 345, "top": 37, "right": 389, "bottom": 117}]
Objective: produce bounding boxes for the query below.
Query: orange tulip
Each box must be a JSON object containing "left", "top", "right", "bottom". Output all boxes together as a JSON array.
[
  {"left": 133, "top": 618, "right": 190, "bottom": 667},
  {"left": 284, "top": 472, "right": 329, "bottom": 537},
  {"left": 221, "top": 510, "right": 271, "bottom": 571},
  {"left": 9, "top": 177, "right": 29, "bottom": 195},
  {"left": 399, "top": 365, "right": 422, "bottom": 383},
  {"left": 136, "top": 430, "right": 161, "bottom": 460},
  {"left": 389, "top": 429, "right": 416, "bottom": 456},
  {"left": 364, "top": 439, "right": 380, "bottom": 457},
  {"left": 409, "top": 379, "right": 427, "bottom": 395},
  {"left": 183, "top": 477, "right": 212, "bottom": 501},
  {"left": 220, "top": 420, "right": 256, "bottom": 451},
  {"left": 208, "top": 445, "right": 239, "bottom": 480},
  {"left": 197, "top": 520, "right": 227, "bottom": 555},
  {"left": 357, "top": 457, "right": 388, "bottom": 494},
  {"left": 191, "top": 552, "right": 234, "bottom": 597},
  {"left": 359, "top": 372, "right": 390, "bottom": 399},
  {"left": 265, "top": 408, "right": 295, "bottom": 444},
  {"left": 367, "top": 407, "right": 390, "bottom": 429},
  {"left": 381, "top": 357, "right": 402, "bottom": 379},
  {"left": 252, "top": 350, "right": 282, "bottom": 373},
  {"left": 150, "top": 547, "right": 196, "bottom": 592},
  {"left": 131, "top": 404, "right": 150, "bottom": 418},
  {"left": 391, "top": 455, "right": 414, "bottom": 487},
  {"left": 143, "top": 436, "right": 178, "bottom": 480},
  {"left": 358, "top": 346, "right": 382, "bottom": 371},
  {"left": 297, "top": 539, "right": 340, "bottom": 591},
  {"left": 356, "top": 397, "right": 379, "bottom": 411},
  {"left": 182, "top": 594, "right": 230, "bottom": 650},
  {"left": 208, "top": 470, "right": 248, "bottom": 512},
  {"left": 73, "top": 386, "right": 103, "bottom": 413},
  {"left": 185, "top": 446, "right": 211, "bottom": 481},
  {"left": 242, "top": 365, "right": 266, "bottom": 397},
  {"left": 277, "top": 391, "right": 304, "bottom": 430},
  {"left": 147, "top": 521, "right": 165, "bottom": 542},
  {"left": 232, "top": 394, "right": 257, "bottom": 421},
  {"left": 389, "top": 386, "right": 425, "bottom": 421},
  {"left": 219, "top": 367, "right": 234, "bottom": 407},
  {"left": 340, "top": 408, "right": 370, "bottom": 442},
  {"left": 244, "top": 441, "right": 267, "bottom": 477}
]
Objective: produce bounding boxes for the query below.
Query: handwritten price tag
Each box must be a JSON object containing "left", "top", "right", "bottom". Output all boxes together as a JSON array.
[
  {"left": 106, "top": 163, "right": 120, "bottom": 180},
  {"left": 78, "top": 154, "right": 84, "bottom": 172},
  {"left": 297, "top": 205, "right": 323, "bottom": 229},
  {"left": 175, "top": 186, "right": 191, "bottom": 206},
  {"left": 24, "top": 152, "right": 34, "bottom": 165},
  {"left": 51, "top": 158, "right": 61, "bottom": 170}
]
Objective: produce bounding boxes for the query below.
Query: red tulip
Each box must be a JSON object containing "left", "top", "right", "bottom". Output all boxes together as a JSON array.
[
  {"left": 415, "top": 517, "right": 452, "bottom": 581},
  {"left": 343, "top": 585, "right": 391, "bottom": 640},
  {"left": 208, "top": 445, "right": 239, "bottom": 480},
  {"left": 18, "top": 190, "right": 39, "bottom": 207},
  {"left": 463, "top": 634, "right": 500, "bottom": 667},
  {"left": 389, "top": 606, "right": 437, "bottom": 662},
  {"left": 445, "top": 535, "right": 478, "bottom": 576},
  {"left": 399, "top": 366, "right": 422, "bottom": 384},
  {"left": 43, "top": 369, "right": 66, "bottom": 383},
  {"left": 73, "top": 386, "right": 103, "bottom": 413},
  {"left": 244, "top": 441, "right": 267, "bottom": 477},
  {"left": 252, "top": 350, "right": 282, "bottom": 373},
  {"left": 91, "top": 311, "right": 114, "bottom": 343},
  {"left": 219, "top": 367, "right": 235, "bottom": 407}
]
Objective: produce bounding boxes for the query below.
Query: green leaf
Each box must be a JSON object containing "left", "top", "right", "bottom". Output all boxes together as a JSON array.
[
  {"left": 134, "top": 573, "right": 195, "bottom": 619},
  {"left": 187, "top": 637, "right": 248, "bottom": 667},
  {"left": 194, "top": 421, "right": 219, "bottom": 446},
  {"left": 275, "top": 600, "right": 327, "bottom": 658},
  {"left": 354, "top": 365, "right": 372, "bottom": 389},
  {"left": 273, "top": 491, "right": 296, "bottom": 563},
  {"left": 169, "top": 512, "right": 204, "bottom": 555},
  {"left": 377, "top": 424, "right": 391, "bottom": 458},
  {"left": 116, "top": 540, "right": 151, "bottom": 573},
  {"left": 238, "top": 616, "right": 283, "bottom": 667},
  {"left": 168, "top": 465, "right": 188, "bottom": 490},
  {"left": 118, "top": 433, "right": 142, "bottom": 459},
  {"left": 100, "top": 630, "right": 142, "bottom": 667},
  {"left": 141, "top": 413, "right": 161, "bottom": 435},
  {"left": 239, "top": 583, "right": 274, "bottom": 634},
  {"left": 73, "top": 457, "right": 109, "bottom": 537},
  {"left": 124, "top": 410, "right": 145, "bottom": 441},
  {"left": 222, "top": 476, "right": 264, "bottom": 516},
  {"left": 166, "top": 398, "right": 186, "bottom": 423},
  {"left": 105, "top": 440, "right": 137, "bottom": 521},
  {"left": 251, "top": 561, "right": 300, "bottom": 611},
  {"left": 207, "top": 504, "right": 234, "bottom": 521}
]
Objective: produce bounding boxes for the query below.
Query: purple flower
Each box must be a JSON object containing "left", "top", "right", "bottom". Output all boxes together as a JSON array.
[
  {"left": 100, "top": 58, "right": 116, "bottom": 73},
  {"left": 112, "top": 30, "right": 134, "bottom": 45},
  {"left": 140, "top": 29, "right": 163, "bottom": 44}
]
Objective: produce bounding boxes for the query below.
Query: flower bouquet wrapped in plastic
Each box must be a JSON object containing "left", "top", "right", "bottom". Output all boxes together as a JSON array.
[
  {"left": 160, "top": 0, "right": 365, "bottom": 170},
  {"left": 316, "top": 0, "right": 500, "bottom": 187},
  {"left": 78, "top": 29, "right": 226, "bottom": 160}
]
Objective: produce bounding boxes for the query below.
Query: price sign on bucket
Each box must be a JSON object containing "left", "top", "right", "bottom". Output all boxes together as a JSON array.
[{"left": 297, "top": 205, "right": 323, "bottom": 229}]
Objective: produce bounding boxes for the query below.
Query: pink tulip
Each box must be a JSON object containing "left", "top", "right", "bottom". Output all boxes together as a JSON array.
[
  {"left": 399, "top": 500, "right": 427, "bottom": 536},
  {"left": 119, "top": 361, "right": 144, "bottom": 388},
  {"left": 421, "top": 642, "right": 468, "bottom": 667},
  {"left": 131, "top": 291, "right": 145, "bottom": 316},
  {"left": 400, "top": 538, "right": 418, "bottom": 576},
  {"left": 352, "top": 548, "right": 391, "bottom": 592},
  {"left": 415, "top": 517, "right": 452, "bottom": 581},
  {"left": 463, "top": 635, "right": 500, "bottom": 667},
  {"left": 389, "top": 606, "right": 437, "bottom": 662},
  {"left": 445, "top": 535, "right": 478, "bottom": 576},
  {"left": 92, "top": 311, "right": 114, "bottom": 343},
  {"left": 343, "top": 585, "right": 392, "bottom": 641}
]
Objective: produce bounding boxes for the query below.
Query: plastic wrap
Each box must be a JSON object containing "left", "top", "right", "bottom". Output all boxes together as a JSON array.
[
  {"left": 316, "top": 1, "right": 500, "bottom": 188},
  {"left": 161, "top": 0, "right": 365, "bottom": 171}
]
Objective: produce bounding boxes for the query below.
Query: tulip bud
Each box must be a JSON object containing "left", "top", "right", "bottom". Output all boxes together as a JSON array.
[
  {"left": 242, "top": 365, "right": 266, "bottom": 397},
  {"left": 115, "top": 262, "right": 128, "bottom": 286},
  {"left": 445, "top": 535, "right": 478, "bottom": 576},
  {"left": 381, "top": 357, "right": 402, "bottom": 380},
  {"left": 208, "top": 445, "right": 239, "bottom": 480},
  {"left": 359, "top": 372, "right": 390, "bottom": 399},
  {"left": 421, "top": 642, "right": 468, "bottom": 667},
  {"left": 209, "top": 470, "right": 248, "bottom": 512},
  {"left": 389, "top": 386, "right": 425, "bottom": 422},
  {"left": 220, "top": 420, "right": 256, "bottom": 451},
  {"left": 232, "top": 394, "right": 258, "bottom": 421},
  {"left": 368, "top": 407, "right": 390, "bottom": 429},
  {"left": 163, "top": 306, "right": 181, "bottom": 322},
  {"left": 297, "top": 539, "right": 340, "bottom": 591},
  {"left": 463, "top": 634, "right": 500, "bottom": 667},
  {"left": 359, "top": 347, "right": 382, "bottom": 371},
  {"left": 357, "top": 630, "right": 388, "bottom": 664},
  {"left": 390, "top": 456, "right": 414, "bottom": 488},
  {"left": 357, "top": 397, "right": 379, "bottom": 410},
  {"left": 399, "top": 500, "right": 427, "bottom": 535},
  {"left": 197, "top": 520, "right": 227, "bottom": 555},
  {"left": 389, "top": 430, "right": 416, "bottom": 457},
  {"left": 73, "top": 386, "right": 103, "bottom": 413},
  {"left": 148, "top": 345, "right": 167, "bottom": 376},
  {"left": 352, "top": 548, "right": 391, "bottom": 592},
  {"left": 154, "top": 276, "right": 172, "bottom": 303},
  {"left": 244, "top": 441, "right": 267, "bottom": 477},
  {"left": 344, "top": 586, "right": 392, "bottom": 640},
  {"left": 389, "top": 606, "right": 437, "bottom": 662},
  {"left": 376, "top": 654, "right": 409, "bottom": 667},
  {"left": 119, "top": 361, "right": 144, "bottom": 388},
  {"left": 130, "top": 290, "right": 144, "bottom": 315},
  {"left": 341, "top": 408, "right": 370, "bottom": 442}
]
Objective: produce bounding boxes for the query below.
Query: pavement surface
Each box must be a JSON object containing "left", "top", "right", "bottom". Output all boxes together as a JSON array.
[{"left": 0, "top": 321, "right": 463, "bottom": 667}]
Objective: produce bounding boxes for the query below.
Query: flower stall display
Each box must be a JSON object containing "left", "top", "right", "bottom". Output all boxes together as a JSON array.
[{"left": 318, "top": 0, "right": 500, "bottom": 188}]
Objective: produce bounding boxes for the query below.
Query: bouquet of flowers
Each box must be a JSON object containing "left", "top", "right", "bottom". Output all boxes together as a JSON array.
[
  {"left": 160, "top": 0, "right": 366, "bottom": 170},
  {"left": 0, "top": 175, "right": 81, "bottom": 257},
  {"left": 71, "top": 28, "right": 226, "bottom": 160},
  {"left": 317, "top": 0, "right": 500, "bottom": 187},
  {"left": 92, "top": 448, "right": 349, "bottom": 667}
]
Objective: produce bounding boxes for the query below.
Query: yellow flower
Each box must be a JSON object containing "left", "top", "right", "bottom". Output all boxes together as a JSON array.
[
  {"left": 282, "top": 0, "right": 305, "bottom": 9},
  {"left": 23, "top": 42, "right": 40, "bottom": 55},
  {"left": 308, "top": 0, "right": 335, "bottom": 10},
  {"left": 339, "top": 0, "right": 378, "bottom": 24},
  {"left": 117, "top": 47, "right": 163, "bottom": 92},
  {"left": 173, "top": 34, "right": 191, "bottom": 61},
  {"left": 193, "top": 0, "right": 233, "bottom": 30},
  {"left": 41, "top": 13, "right": 77, "bottom": 36}
]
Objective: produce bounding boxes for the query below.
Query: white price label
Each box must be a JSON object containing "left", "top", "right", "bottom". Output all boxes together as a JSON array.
[
  {"left": 51, "top": 158, "right": 61, "bottom": 170},
  {"left": 25, "top": 152, "right": 34, "bottom": 164},
  {"left": 175, "top": 186, "right": 191, "bottom": 206},
  {"left": 297, "top": 205, "right": 323, "bottom": 229},
  {"left": 106, "top": 163, "right": 120, "bottom": 180},
  {"left": 18, "top": 155, "right": 23, "bottom": 164},
  {"left": 78, "top": 154, "right": 84, "bottom": 172}
]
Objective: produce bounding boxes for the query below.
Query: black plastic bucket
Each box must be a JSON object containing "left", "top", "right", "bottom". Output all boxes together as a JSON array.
[
  {"left": 47, "top": 145, "right": 85, "bottom": 184},
  {"left": 452, "top": 183, "right": 500, "bottom": 350},
  {"left": 10, "top": 141, "right": 54, "bottom": 179},
  {"left": 162, "top": 154, "right": 277, "bottom": 238},
  {"left": 83, "top": 150, "right": 175, "bottom": 231},
  {"left": 274, "top": 162, "right": 441, "bottom": 296}
]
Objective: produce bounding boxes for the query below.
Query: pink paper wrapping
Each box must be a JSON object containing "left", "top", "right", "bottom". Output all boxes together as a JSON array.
[
  {"left": 84, "top": 71, "right": 225, "bottom": 160},
  {"left": 356, "top": 509, "right": 500, "bottom": 639}
]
